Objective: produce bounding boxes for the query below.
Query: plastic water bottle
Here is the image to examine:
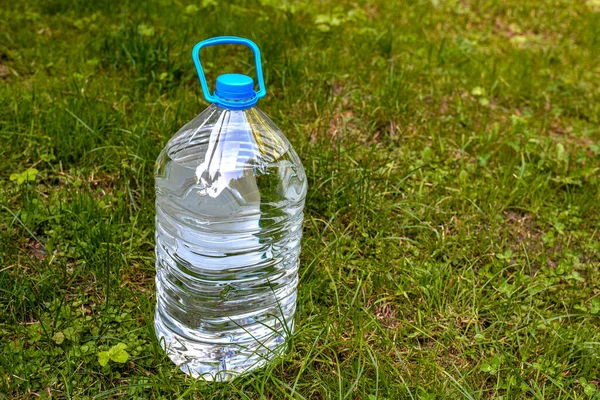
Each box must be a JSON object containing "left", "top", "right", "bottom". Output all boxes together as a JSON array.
[{"left": 153, "top": 37, "right": 307, "bottom": 381}]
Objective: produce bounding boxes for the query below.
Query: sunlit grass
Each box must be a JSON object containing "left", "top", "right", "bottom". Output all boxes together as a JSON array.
[{"left": 1, "top": 0, "right": 599, "bottom": 398}]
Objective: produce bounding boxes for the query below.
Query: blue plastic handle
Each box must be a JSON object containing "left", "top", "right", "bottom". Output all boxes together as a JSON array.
[{"left": 192, "top": 36, "right": 266, "bottom": 104}]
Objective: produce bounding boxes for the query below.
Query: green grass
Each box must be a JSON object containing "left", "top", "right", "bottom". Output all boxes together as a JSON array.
[{"left": 1, "top": 0, "right": 600, "bottom": 398}]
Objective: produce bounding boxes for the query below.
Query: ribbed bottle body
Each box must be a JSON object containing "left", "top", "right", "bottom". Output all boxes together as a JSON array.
[{"left": 154, "top": 104, "right": 307, "bottom": 380}]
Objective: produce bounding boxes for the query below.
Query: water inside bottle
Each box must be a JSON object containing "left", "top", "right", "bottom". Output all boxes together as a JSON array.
[{"left": 154, "top": 105, "right": 307, "bottom": 380}]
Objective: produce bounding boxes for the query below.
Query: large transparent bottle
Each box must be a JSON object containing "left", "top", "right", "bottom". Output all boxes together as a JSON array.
[{"left": 154, "top": 37, "right": 307, "bottom": 380}]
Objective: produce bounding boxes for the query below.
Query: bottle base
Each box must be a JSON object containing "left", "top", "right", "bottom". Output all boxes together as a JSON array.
[{"left": 154, "top": 313, "right": 290, "bottom": 381}]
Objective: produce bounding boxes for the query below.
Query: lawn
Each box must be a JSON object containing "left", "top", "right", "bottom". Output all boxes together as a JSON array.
[{"left": 1, "top": 0, "right": 600, "bottom": 398}]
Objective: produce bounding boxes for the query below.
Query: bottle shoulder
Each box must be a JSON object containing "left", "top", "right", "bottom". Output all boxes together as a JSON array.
[
  {"left": 160, "top": 105, "right": 303, "bottom": 169},
  {"left": 155, "top": 105, "right": 307, "bottom": 201}
]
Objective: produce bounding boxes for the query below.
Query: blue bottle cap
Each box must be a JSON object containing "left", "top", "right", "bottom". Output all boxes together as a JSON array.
[{"left": 215, "top": 74, "right": 255, "bottom": 100}]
